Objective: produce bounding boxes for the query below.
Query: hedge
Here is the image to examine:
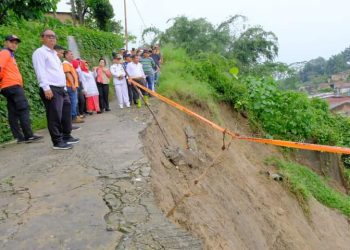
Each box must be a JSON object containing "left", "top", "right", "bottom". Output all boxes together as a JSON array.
[{"left": 0, "top": 18, "right": 123, "bottom": 143}]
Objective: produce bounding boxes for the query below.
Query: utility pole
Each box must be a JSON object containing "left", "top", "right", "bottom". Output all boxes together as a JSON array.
[{"left": 124, "top": 0, "right": 128, "bottom": 50}]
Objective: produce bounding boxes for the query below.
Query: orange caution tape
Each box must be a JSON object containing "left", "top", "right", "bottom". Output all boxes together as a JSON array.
[{"left": 129, "top": 79, "right": 350, "bottom": 155}]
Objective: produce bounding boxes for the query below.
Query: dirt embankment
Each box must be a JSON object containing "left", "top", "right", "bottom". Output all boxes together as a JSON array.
[{"left": 142, "top": 102, "right": 350, "bottom": 250}]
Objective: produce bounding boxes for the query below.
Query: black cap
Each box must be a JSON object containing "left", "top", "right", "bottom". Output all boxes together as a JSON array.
[
  {"left": 124, "top": 53, "right": 131, "bottom": 58},
  {"left": 5, "top": 34, "right": 21, "bottom": 43},
  {"left": 113, "top": 54, "right": 123, "bottom": 59},
  {"left": 54, "top": 45, "right": 65, "bottom": 50}
]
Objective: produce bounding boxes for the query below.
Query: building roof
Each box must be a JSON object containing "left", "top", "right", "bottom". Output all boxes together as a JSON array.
[
  {"left": 325, "top": 96, "right": 350, "bottom": 109},
  {"left": 318, "top": 83, "right": 331, "bottom": 89},
  {"left": 334, "top": 82, "right": 350, "bottom": 89}
]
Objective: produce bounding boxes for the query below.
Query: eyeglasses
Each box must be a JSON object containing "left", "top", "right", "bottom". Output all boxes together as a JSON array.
[{"left": 43, "top": 34, "right": 57, "bottom": 39}]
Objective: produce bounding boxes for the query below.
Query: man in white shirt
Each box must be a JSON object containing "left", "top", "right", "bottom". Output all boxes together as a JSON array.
[
  {"left": 126, "top": 55, "right": 148, "bottom": 107},
  {"left": 32, "top": 29, "right": 79, "bottom": 150}
]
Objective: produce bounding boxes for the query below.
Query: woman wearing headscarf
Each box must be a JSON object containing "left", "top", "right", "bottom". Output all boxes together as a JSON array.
[{"left": 80, "top": 61, "right": 100, "bottom": 114}]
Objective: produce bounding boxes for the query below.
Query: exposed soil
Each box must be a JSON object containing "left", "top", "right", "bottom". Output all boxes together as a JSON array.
[{"left": 142, "top": 101, "right": 350, "bottom": 250}]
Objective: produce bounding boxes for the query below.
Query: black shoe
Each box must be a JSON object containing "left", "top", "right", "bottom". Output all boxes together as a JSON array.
[
  {"left": 97, "top": 111, "right": 102, "bottom": 114},
  {"left": 53, "top": 142, "right": 73, "bottom": 150},
  {"left": 64, "top": 136, "right": 80, "bottom": 145},
  {"left": 25, "top": 135, "right": 43, "bottom": 143},
  {"left": 105, "top": 108, "right": 111, "bottom": 111},
  {"left": 72, "top": 126, "right": 81, "bottom": 131}
]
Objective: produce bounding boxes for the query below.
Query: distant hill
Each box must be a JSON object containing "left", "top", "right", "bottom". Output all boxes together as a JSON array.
[{"left": 298, "top": 47, "right": 350, "bottom": 84}]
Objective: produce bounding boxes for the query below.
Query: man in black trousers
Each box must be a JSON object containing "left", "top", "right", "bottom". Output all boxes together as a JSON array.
[
  {"left": 32, "top": 29, "right": 79, "bottom": 150},
  {"left": 0, "top": 34, "right": 43, "bottom": 143}
]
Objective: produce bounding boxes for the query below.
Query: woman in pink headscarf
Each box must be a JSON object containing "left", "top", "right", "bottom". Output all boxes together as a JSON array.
[{"left": 79, "top": 61, "right": 100, "bottom": 114}]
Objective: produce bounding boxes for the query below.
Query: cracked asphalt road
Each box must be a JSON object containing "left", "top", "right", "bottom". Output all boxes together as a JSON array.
[{"left": 0, "top": 102, "right": 202, "bottom": 250}]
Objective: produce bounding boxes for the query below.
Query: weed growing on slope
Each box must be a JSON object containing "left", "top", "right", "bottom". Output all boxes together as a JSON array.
[
  {"left": 267, "top": 157, "right": 350, "bottom": 218},
  {"left": 158, "top": 46, "right": 222, "bottom": 124}
]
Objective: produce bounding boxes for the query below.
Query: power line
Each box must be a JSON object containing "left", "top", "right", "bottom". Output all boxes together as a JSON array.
[{"left": 130, "top": 0, "right": 147, "bottom": 27}]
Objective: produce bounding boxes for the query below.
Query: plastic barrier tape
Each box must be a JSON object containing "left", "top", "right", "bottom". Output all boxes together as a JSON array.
[{"left": 129, "top": 79, "right": 350, "bottom": 155}]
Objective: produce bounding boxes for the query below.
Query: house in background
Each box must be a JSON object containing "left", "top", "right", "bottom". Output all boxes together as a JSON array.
[
  {"left": 46, "top": 11, "right": 74, "bottom": 23},
  {"left": 325, "top": 96, "right": 350, "bottom": 115},
  {"left": 331, "top": 82, "right": 350, "bottom": 96},
  {"left": 331, "top": 70, "right": 350, "bottom": 82}
]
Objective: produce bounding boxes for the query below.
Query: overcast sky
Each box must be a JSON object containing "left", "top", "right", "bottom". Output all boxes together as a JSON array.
[{"left": 57, "top": 0, "right": 350, "bottom": 64}]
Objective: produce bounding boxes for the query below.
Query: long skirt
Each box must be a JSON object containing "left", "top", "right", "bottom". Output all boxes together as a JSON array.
[{"left": 86, "top": 95, "right": 100, "bottom": 112}]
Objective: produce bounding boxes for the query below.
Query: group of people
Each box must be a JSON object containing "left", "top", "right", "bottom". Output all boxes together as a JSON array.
[
  {"left": 111, "top": 46, "right": 162, "bottom": 108},
  {"left": 0, "top": 29, "right": 162, "bottom": 150}
]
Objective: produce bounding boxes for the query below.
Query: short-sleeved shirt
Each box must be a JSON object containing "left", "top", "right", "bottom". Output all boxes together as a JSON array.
[
  {"left": 151, "top": 53, "right": 161, "bottom": 67},
  {"left": 63, "top": 61, "right": 79, "bottom": 88},
  {"left": 126, "top": 62, "right": 145, "bottom": 78},
  {"left": 140, "top": 57, "right": 156, "bottom": 76},
  {"left": 0, "top": 49, "right": 23, "bottom": 89}
]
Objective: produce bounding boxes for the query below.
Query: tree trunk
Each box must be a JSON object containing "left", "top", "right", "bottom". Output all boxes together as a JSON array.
[{"left": 70, "top": 0, "right": 76, "bottom": 25}]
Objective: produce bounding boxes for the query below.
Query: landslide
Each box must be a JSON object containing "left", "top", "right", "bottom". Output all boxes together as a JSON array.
[{"left": 141, "top": 101, "right": 350, "bottom": 250}]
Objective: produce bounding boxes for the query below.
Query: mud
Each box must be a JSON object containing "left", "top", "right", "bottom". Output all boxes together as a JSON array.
[
  {"left": 0, "top": 101, "right": 201, "bottom": 249},
  {"left": 142, "top": 102, "right": 350, "bottom": 250}
]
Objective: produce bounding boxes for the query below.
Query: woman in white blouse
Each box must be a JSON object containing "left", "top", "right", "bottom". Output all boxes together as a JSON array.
[{"left": 79, "top": 60, "right": 101, "bottom": 114}]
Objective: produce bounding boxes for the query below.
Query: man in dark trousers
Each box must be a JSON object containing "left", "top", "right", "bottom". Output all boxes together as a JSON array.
[
  {"left": 123, "top": 53, "right": 138, "bottom": 105},
  {"left": 32, "top": 29, "right": 79, "bottom": 150},
  {"left": 0, "top": 34, "right": 43, "bottom": 143}
]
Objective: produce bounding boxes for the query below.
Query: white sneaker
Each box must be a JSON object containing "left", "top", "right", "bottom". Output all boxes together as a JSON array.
[{"left": 119, "top": 105, "right": 124, "bottom": 109}]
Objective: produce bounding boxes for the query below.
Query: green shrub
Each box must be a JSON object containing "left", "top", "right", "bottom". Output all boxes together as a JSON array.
[
  {"left": 268, "top": 158, "right": 350, "bottom": 217},
  {"left": 159, "top": 46, "right": 350, "bottom": 148},
  {"left": 158, "top": 46, "right": 222, "bottom": 123}
]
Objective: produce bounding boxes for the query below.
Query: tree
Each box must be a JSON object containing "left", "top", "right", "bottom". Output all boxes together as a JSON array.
[
  {"left": 299, "top": 57, "right": 327, "bottom": 82},
  {"left": 161, "top": 16, "right": 218, "bottom": 53},
  {"left": 69, "top": 0, "right": 115, "bottom": 32},
  {"left": 325, "top": 48, "right": 350, "bottom": 75},
  {"left": 88, "top": 0, "right": 114, "bottom": 31},
  {"left": 141, "top": 26, "right": 161, "bottom": 47},
  {"left": 106, "top": 20, "right": 123, "bottom": 34},
  {"left": 0, "top": 0, "right": 59, "bottom": 24},
  {"left": 158, "top": 15, "right": 279, "bottom": 69},
  {"left": 231, "top": 26, "right": 279, "bottom": 66},
  {"left": 73, "top": 0, "right": 89, "bottom": 25}
]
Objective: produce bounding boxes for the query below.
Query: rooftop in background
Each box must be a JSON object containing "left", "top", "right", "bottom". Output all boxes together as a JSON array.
[
  {"left": 325, "top": 96, "right": 350, "bottom": 111},
  {"left": 46, "top": 11, "right": 73, "bottom": 23}
]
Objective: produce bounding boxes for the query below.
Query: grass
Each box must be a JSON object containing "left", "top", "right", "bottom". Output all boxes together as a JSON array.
[
  {"left": 158, "top": 46, "right": 223, "bottom": 124},
  {"left": 266, "top": 157, "right": 350, "bottom": 218}
]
